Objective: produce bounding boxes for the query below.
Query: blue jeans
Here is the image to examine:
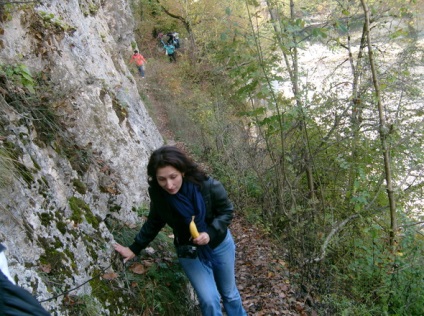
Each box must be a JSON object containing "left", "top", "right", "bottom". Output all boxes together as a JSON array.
[
  {"left": 137, "top": 65, "right": 145, "bottom": 77},
  {"left": 178, "top": 230, "right": 247, "bottom": 316}
]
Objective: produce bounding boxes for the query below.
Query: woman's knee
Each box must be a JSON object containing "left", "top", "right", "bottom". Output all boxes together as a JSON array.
[
  {"left": 220, "top": 285, "right": 241, "bottom": 302},
  {"left": 198, "top": 292, "right": 221, "bottom": 310}
]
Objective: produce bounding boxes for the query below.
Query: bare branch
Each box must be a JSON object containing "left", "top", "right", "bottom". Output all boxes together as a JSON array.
[{"left": 306, "top": 214, "right": 359, "bottom": 263}]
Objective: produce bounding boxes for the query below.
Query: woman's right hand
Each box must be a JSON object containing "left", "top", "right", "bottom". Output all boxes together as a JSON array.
[{"left": 114, "top": 243, "right": 136, "bottom": 263}]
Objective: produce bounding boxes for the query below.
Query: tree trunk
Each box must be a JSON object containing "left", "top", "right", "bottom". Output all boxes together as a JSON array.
[{"left": 360, "top": 0, "right": 397, "bottom": 248}]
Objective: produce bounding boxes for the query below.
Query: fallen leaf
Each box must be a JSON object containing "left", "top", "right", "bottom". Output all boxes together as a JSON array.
[
  {"left": 102, "top": 272, "right": 118, "bottom": 280},
  {"left": 130, "top": 262, "right": 146, "bottom": 274},
  {"left": 40, "top": 264, "right": 52, "bottom": 273}
]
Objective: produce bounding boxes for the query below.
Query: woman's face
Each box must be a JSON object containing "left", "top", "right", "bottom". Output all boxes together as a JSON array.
[{"left": 156, "top": 165, "right": 183, "bottom": 195}]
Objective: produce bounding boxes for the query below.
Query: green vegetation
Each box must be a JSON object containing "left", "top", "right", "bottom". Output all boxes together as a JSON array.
[
  {"left": 1, "top": 141, "right": 34, "bottom": 186},
  {"left": 73, "top": 178, "right": 87, "bottom": 195},
  {"left": 37, "top": 11, "right": 75, "bottom": 32},
  {"left": 38, "top": 235, "right": 74, "bottom": 285},
  {"left": 69, "top": 197, "right": 87, "bottom": 224},
  {"left": 103, "top": 216, "right": 200, "bottom": 315},
  {"left": 111, "top": 96, "right": 129, "bottom": 124},
  {"left": 66, "top": 295, "right": 103, "bottom": 316},
  {"left": 0, "top": 63, "right": 61, "bottom": 145},
  {"left": 1, "top": 64, "right": 36, "bottom": 93},
  {"left": 135, "top": 204, "right": 150, "bottom": 217},
  {"left": 0, "top": 148, "right": 16, "bottom": 190},
  {"left": 68, "top": 196, "right": 100, "bottom": 229},
  {"left": 1, "top": 0, "right": 422, "bottom": 314},
  {"left": 130, "top": 0, "right": 424, "bottom": 314},
  {"left": 79, "top": 1, "right": 101, "bottom": 17},
  {"left": 0, "top": 61, "right": 100, "bottom": 181}
]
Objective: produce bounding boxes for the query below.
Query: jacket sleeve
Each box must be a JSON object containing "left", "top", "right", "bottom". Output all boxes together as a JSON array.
[
  {"left": 128, "top": 199, "right": 166, "bottom": 255},
  {"left": 206, "top": 179, "right": 234, "bottom": 242},
  {"left": 0, "top": 271, "right": 52, "bottom": 316}
]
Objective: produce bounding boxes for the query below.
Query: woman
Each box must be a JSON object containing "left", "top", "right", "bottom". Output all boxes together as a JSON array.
[{"left": 114, "top": 146, "right": 247, "bottom": 316}]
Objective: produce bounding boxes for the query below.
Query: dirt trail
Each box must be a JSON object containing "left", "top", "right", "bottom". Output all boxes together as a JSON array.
[
  {"left": 139, "top": 80, "right": 309, "bottom": 315},
  {"left": 232, "top": 216, "right": 311, "bottom": 315}
]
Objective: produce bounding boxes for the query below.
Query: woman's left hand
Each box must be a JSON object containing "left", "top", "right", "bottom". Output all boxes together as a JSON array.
[
  {"left": 114, "top": 243, "right": 135, "bottom": 263},
  {"left": 192, "top": 232, "right": 210, "bottom": 246}
]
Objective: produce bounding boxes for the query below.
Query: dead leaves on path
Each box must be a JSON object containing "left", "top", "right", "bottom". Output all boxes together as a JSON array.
[{"left": 232, "top": 217, "right": 313, "bottom": 316}]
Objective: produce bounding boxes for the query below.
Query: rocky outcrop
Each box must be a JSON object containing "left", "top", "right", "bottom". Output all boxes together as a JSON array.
[{"left": 0, "top": 0, "right": 162, "bottom": 313}]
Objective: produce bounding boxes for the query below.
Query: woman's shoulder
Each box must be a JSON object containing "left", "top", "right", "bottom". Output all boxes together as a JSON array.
[
  {"left": 201, "top": 175, "right": 215, "bottom": 186},
  {"left": 201, "top": 176, "right": 226, "bottom": 193}
]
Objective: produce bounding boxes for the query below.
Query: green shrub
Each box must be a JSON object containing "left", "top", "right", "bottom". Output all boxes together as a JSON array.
[
  {"left": 1, "top": 63, "right": 36, "bottom": 93},
  {"left": 321, "top": 221, "right": 424, "bottom": 315},
  {"left": 0, "top": 148, "right": 15, "bottom": 189},
  {"left": 106, "top": 216, "right": 201, "bottom": 315}
]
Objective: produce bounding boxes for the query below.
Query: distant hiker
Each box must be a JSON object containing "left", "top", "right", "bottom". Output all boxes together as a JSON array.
[
  {"left": 129, "top": 49, "right": 146, "bottom": 78},
  {"left": 163, "top": 42, "right": 176, "bottom": 62},
  {"left": 173, "top": 33, "right": 180, "bottom": 49},
  {"left": 166, "top": 32, "right": 175, "bottom": 45},
  {"left": 0, "top": 243, "right": 51, "bottom": 315},
  {"left": 167, "top": 32, "right": 180, "bottom": 49}
]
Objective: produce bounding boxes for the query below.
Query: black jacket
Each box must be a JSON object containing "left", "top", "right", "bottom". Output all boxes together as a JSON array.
[
  {"left": 0, "top": 244, "right": 51, "bottom": 316},
  {"left": 129, "top": 177, "right": 233, "bottom": 255}
]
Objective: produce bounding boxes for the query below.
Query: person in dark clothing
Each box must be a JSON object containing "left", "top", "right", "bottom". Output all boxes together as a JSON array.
[
  {"left": 0, "top": 243, "right": 51, "bottom": 316},
  {"left": 114, "top": 146, "right": 247, "bottom": 316},
  {"left": 166, "top": 32, "right": 180, "bottom": 48},
  {"left": 166, "top": 32, "right": 175, "bottom": 44}
]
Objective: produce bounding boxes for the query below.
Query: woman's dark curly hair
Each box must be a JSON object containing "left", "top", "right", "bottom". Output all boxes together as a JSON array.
[{"left": 147, "top": 146, "right": 207, "bottom": 188}]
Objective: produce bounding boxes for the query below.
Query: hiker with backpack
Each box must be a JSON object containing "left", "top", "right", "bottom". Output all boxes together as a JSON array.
[
  {"left": 162, "top": 41, "right": 177, "bottom": 62},
  {"left": 166, "top": 32, "right": 180, "bottom": 49}
]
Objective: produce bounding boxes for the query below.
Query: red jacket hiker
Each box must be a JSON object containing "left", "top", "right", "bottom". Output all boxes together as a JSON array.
[
  {"left": 130, "top": 50, "right": 146, "bottom": 77},
  {"left": 130, "top": 51, "right": 146, "bottom": 66}
]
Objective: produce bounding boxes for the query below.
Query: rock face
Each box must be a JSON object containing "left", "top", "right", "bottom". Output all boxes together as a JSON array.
[{"left": 0, "top": 1, "right": 162, "bottom": 313}]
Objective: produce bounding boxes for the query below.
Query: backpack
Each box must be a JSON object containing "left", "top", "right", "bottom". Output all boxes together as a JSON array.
[{"left": 173, "top": 38, "right": 180, "bottom": 49}]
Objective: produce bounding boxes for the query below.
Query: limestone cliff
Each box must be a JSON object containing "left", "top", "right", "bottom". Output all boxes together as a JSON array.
[{"left": 0, "top": 0, "right": 162, "bottom": 314}]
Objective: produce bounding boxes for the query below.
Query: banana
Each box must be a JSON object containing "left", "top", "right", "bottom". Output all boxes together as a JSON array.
[{"left": 189, "top": 216, "right": 200, "bottom": 239}]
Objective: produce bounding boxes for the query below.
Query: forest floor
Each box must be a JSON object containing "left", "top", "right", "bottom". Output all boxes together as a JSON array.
[{"left": 139, "top": 78, "right": 315, "bottom": 316}]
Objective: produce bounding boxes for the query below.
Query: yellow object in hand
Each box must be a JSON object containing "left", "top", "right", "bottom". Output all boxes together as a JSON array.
[{"left": 189, "top": 216, "right": 200, "bottom": 238}]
